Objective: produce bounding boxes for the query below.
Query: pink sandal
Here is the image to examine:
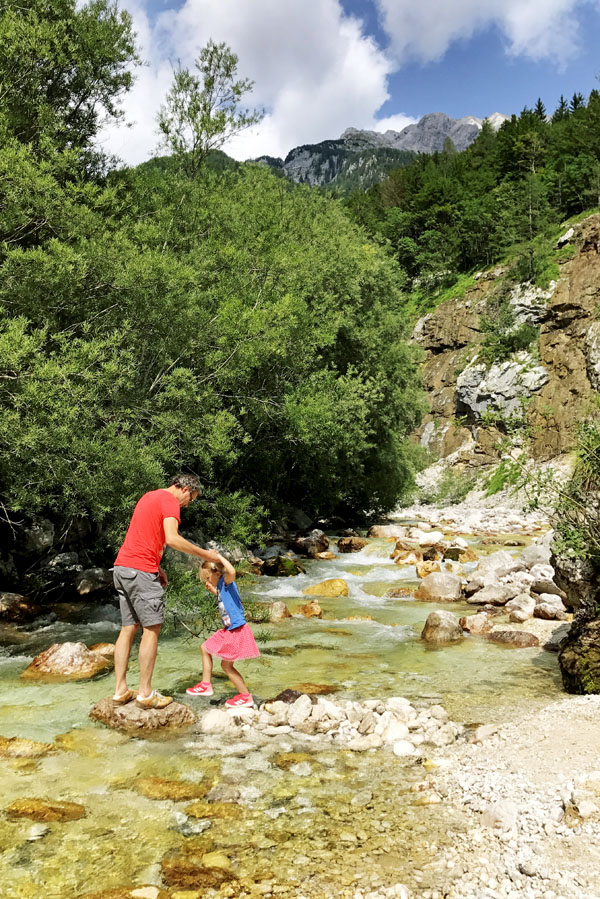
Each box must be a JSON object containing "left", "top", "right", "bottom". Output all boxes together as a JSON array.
[
  {"left": 225, "top": 693, "right": 253, "bottom": 708},
  {"left": 186, "top": 681, "right": 214, "bottom": 696}
]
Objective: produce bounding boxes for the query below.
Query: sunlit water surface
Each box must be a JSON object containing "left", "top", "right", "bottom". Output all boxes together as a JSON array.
[{"left": 0, "top": 529, "right": 563, "bottom": 898}]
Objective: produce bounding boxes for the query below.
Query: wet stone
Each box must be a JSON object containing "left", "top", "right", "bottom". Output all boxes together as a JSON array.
[
  {"left": 184, "top": 801, "right": 243, "bottom": 820},
  {"left": 89, "top": 697, "right": 196, "bottom": 733},
  {"left": 6, "top": 798, "right": 86, "bottom": 822},
  {"left": 134, "top": 777, "right": 211, "bottom": 802},
  {"left": 0, "top": 736, "right": 55, "bottom": 759}
]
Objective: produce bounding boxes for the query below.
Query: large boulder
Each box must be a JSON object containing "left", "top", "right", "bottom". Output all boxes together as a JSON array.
[
  {"left": 90, "top": 697, "right": 196, "bottom": 732},
  {"left": 506, "top": 593, "right": 536, "bottom": 623},
  {"left": 302, "top": 579, "right": 349, "bottom": 597},
  {"left": 262, "top": 555, "right": 303, "bottom": 577},
  {"left": 534, "top": 593, "right": 568, "bottom": 620},
  {"left": 292, "top": 529, "right": 329, "bottom": 558},
  {"left": 337, "top": 536, "right": 367, "bottom": 553},
  {"left": 414, "top": 572, "right": 462, "bottom": 602},
  {"left": 553, "top": 552, "right": 599, "bottom": 611},
  {"left": 459, "top": 611, "right": 495, "bottom": 634},
  {"left": 465, "top": 551, "right": 524, "bottom": 592},
  {"left": 559, "top": 611, "right": 600, "bottom": 693},
  {"left": 421, "top": 610, "right": 463, "bottom": 643},
  {"left": 75, "top": 568, "right": 113, "bottom": 595},
  {"left": 20, "top": 642, "right": 113, "bottom": 681}
]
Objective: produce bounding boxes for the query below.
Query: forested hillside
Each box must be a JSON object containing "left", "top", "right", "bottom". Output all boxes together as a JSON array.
[
  {"left": 347, "top": 93, "right": 600, "bottom": 312},
  {"left": 0, "top": 1, "right": 423, "bottom": 591}
]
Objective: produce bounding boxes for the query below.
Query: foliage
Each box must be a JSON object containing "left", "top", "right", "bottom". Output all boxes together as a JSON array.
[
  {"left": 479, "top": 299, "right": 539, "bottom": 364},
  {"left": 419, "top": 469, "right": 478, "bottom": 506},
  {"left": 485, "top": 457, "right": 525, "bottom": 496},
  {"left": 346, "top": 93, "right": 600, "bottom": 314},
  {"left": 0, "top": 19, "right": 424, "bottom": 572},
  {"left": 163, "top": 565, "right": 270, "bottom": 639},
  {"left": 157, "top": 40, "right": 263, "bottom": 178},
  {"left": 0, "top": 0, "right": 138, "bottom": 164}
]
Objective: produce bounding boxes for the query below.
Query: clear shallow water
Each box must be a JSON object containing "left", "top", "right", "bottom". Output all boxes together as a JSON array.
[{"left": 0, "top": 528, "right": 563, "bottom": 897}]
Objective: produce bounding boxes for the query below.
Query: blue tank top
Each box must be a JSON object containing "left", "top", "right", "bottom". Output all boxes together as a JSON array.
[{"left": 216, "top": 576, "right": 246, "bottom": 630}]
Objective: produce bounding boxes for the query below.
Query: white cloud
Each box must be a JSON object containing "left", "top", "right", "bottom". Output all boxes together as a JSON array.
[
  {"left": 98, "top": 0, "right": 417, "bottom": 166},
  {"left": 374, "top": 0, "right": 587, "bottom": 67},
  {"left": 373, "top": 113, "right": 419, "bottom": 134}
]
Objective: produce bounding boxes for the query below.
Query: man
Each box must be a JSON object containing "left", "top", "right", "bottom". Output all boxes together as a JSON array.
[{"left": 112, "top": 473, "right": 220, "bottom": 709}]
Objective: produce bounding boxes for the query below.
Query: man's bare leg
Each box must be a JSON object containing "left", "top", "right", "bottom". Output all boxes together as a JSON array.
[
  {"left": 113, "top": 624, "right": 139, "bottom": 696},
  {"left": 137, "top": 624, "right": 161, "bottom": 697}
]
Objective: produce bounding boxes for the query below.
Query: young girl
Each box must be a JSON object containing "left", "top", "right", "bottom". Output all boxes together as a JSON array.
[{"left": 186, "top": 554, "right": 259, "bottom": 708}]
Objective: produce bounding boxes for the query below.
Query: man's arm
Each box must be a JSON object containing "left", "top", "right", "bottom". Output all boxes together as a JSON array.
[{"left": 163, "top": 518, "right": 221, "bottom": 563}]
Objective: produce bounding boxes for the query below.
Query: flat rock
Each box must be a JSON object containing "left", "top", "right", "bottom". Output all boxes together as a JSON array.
[
  {"left": 6, "top": 798, "right": 86, "bottom": 822},
  {"left": 488, "top": 630, "right": 539, "bottom": 648},
  {"left": 0, "top": 736, "right": 55, "bottom": 758},
  {"left": 21, "top": 642, "right": 113, "bottom": 681},
  {"left": 134, "top": 777, "right": 210, "bottom": 801},
  {"left": 466, "top": 584, "right": 519, "bottom": 606},
  {"left": 89, "top": 697, "right": 196, "bottom": 732}
]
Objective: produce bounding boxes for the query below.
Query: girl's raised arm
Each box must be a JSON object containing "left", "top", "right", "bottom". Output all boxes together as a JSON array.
[{"left": 218, "top": 554, "right": 237, "bottom": 585}]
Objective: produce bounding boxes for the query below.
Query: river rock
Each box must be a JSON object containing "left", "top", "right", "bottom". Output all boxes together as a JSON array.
[
  {"left": 392, "top": 740, "right": 417, "bottom": 757},
  {"left": 481, "top": 799, "right": 518, "bottom": 831},
  {"left": 416, "top": 560, "right": 441, "bottom": 578},
  {"left": 21, "top": 642, "right": 113, "bottom": 681},
  {"left": 520, "top": 541, "right": 552, "bottom": 569},
  {"left": 337, "top": 536, "right": 367, "bottom": 553},
  {"left": 6, "top": 798, "right": 86, "bottom": 822},
  {"left": 488, "top": 630, "right": 539, "bottom": 647},
  {"left": 459, "top": 611, "right": 495, "bottom": 634},
  {"left": 381, "top": 720, "right": 411, "bottom": 743},
  {"left": 0, "top": 736, "right": 55, "bottom": 758},
  {"left": 302, "top": 578, "right": 348, "bottom": 597},
  {"left": 347, "top": 733, "right": 383, "bottom": 751},
  {"left": 161, "top": 847, "right": 236, "bottom": 889},
  {"left": 530, "top": 578, "right": 566, "bottom": 599},
  {"left": 466, "top": 584, "right": 519, "bottom": 606},
  {"left": 134, "top": 777, "right": 209, "bottom": 801},
  {"left": 299, "top": 599, "right": 323, "bottom": 617},
  {"left": 367, "top": 525, "right": 408, "bottom": 539},
  {"left": 506, "top": 593, "right": 536, "bottom": 622},
  {"left": 421, "top": 610, "right": 463, "bottom": 643},
  {"left": 90, "top": 697, "right": 196, "bottom": 732},
  {"left": 466, "top": 550, "right": 524, "bottom": 592},
  {"left": 287, "top": 694, "right": 313, "bottom": 727},
  {"left": 534, "top": 593, "right": 567, "bottom": 619},
  {"left": 269, "top": 601, "right": 291, "bottom": 622},
  {"left": 89, "top": 643, "right": 115, "bottom": 658},
  {"left": 262, "top": 555, "right": 303, "bottom": 577},
  {"left": 198, "top": 708, "right": 237, "bottom": 734},
  {"left": 292, "top": 529, "right": 329, "bottom": 557},
  {"left": 414, "top": 572, "right": 462, "bottom": 602},
  {"left": 316, "top": 551, "right": 337, "bottom": 560},
  {"left": 0, "top": 592, "right": 37, "bottom": 623}
]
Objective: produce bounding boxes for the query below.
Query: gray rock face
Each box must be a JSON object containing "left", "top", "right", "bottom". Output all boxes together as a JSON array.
[
  {"left": 508, "top": 284, "right": 552, "bottom": 326},
  {"left": 456, "top": 353, "right": 548, "bottom": 417},
  {"left": 585, "top": 321, "right": 600, "bottom": 390},
  {"left": 342, "top": 111, "right": 507, "bottom": 155}
]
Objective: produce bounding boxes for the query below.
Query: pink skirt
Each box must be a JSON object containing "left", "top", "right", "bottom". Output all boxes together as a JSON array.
[{"left": 203, "top": 624, "right": 260, "bottom": 661}]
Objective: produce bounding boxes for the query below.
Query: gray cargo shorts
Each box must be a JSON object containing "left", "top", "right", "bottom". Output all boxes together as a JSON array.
[{"left": 113, "top": 566, "right": 165, "bottom": 627}]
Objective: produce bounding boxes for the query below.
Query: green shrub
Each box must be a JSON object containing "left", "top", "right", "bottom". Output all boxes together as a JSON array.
[
  {"left": 485, "top": 458, "right": 524, "bottom": 496},
  {"left": 419, "top": 469, "right": 478, "bottom": 506}
]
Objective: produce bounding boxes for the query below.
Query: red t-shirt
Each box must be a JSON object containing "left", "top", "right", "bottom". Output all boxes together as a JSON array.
[{"left": 114, "top": 489, "right": 181, "bottom": 572}]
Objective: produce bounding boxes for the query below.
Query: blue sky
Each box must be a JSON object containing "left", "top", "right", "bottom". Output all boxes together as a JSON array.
[{"left": 102, "top": 0, "right": 600, "bottom": 164}]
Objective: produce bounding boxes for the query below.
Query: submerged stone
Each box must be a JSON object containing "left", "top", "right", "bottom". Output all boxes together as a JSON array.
[
  {"left": 134, "top": 777, "right": 210, "bottom": 801},
  {"left": 89, "top": 697, "right": 196, "bottom": 733},
  {"left": 6, "top": 798, "right": 86, "bottom": 822},
  {"left": 0, "top": 736, "right": 55, "bottom": 758},
  {"left": 488, "top": 630, "right": 539, "bottom": 648},
  {"left": 290, "top": 682, "right": 338, "bottom": 695},
  {"left": 184, "top": 801, "right": 243, "bottom": 820},
  {"left": 78, "top": 889, "right": 166, "bottom": 899}
]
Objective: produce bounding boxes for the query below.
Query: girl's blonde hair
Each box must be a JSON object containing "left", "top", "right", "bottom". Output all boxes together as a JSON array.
[{"left": 199, "top": 560, "right": 225, "bottom": 580}]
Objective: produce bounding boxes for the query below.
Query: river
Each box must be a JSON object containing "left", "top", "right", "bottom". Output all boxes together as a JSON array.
[{"left": 0, "top": 523, "right": 563, "bottom": 898}]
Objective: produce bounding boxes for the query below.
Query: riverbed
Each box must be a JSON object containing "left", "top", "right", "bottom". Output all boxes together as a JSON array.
[{"left": 0, "top": 520, "right": 565, "bottom": 898}]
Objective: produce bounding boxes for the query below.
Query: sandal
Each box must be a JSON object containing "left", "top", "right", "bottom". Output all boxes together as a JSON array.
[
  {"left": 186, "top": 681, "right": 214, "bottom": 696},
  {"left": 112, "top": 689, "right": 135, "bottom": 706},
  {"left": 225, "top": 693, "right": 253, "bottom": 708},
  {"left": 136, "top": 691, "right": 173, "bottom": 709}
]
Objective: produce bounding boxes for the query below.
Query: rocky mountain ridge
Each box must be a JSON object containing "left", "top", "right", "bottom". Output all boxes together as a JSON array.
[{"left": 256, "top": 111, "right": 508, "bottom": 189}]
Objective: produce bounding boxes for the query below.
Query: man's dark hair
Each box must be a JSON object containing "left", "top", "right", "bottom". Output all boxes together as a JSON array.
[{"left": 171, "top": 472, "right": 202, "bottom": 494}]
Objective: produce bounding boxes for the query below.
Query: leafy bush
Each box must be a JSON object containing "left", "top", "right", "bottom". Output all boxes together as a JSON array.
[
  {"left": 485, "top": 458, "right": 524, "bottom": 496},
  {"left": 419, "top": 469, "right": 478, "bottom": 506},
  {"left": 479, "top": 299, "right": 539, "bottom": 364}
]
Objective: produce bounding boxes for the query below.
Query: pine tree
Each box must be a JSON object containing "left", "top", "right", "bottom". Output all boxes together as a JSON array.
[
  {"left": 570, "top": 92, "right": 585, "bottom": 112},
  {"left": 534, "top": 98, "right": 547, "bottom": 120},
  {"left": 553, "top": 95, "right": 570, "bottom": 121}
]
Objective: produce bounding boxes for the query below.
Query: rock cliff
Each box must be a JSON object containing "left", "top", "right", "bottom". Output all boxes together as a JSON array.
[{"left": 413, "top": 214, "right": 600, "bottom": 470}]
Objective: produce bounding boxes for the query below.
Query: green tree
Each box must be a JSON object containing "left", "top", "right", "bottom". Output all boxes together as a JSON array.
[
  {"left": 0, "top": 0, "right": 138, "bottom": 160},
  {"left": 157, "top": 40, "right": 263, "bottom": 178}
]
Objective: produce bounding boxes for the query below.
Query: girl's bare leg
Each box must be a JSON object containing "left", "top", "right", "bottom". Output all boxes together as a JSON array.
[
  {"left": 201, "top": 645, "right": 213, "bottom": 683},
  {"left": 221, "top": 659, "right": 249, "bottom": 694}
]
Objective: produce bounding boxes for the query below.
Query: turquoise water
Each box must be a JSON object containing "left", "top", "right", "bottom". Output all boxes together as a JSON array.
[{"left": 0, "top": 529, "right": 563, "bottom": 897}]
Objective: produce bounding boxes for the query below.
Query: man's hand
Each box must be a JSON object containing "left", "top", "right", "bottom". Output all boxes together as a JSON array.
[
  {"left": 203, "top": 549, "right": 221, "bottom": 564},
  {"left": 158, "top": 568, "right": 168, "bottom": 588}
]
